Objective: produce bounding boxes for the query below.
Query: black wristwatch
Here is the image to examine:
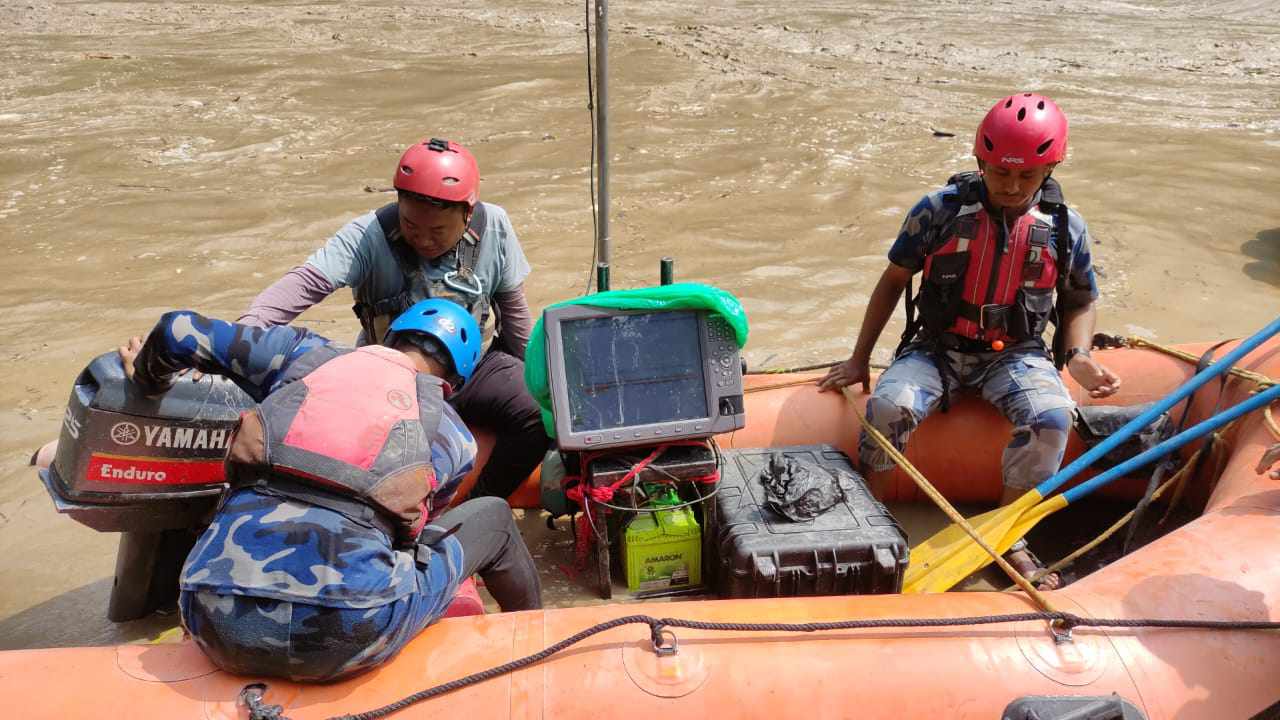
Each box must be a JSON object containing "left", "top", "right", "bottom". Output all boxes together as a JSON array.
[{"left": 1064, "top": 346, "right": 1092, "bottom": 364}]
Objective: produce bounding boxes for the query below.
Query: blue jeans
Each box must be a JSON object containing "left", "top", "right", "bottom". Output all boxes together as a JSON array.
[{"left": 861, "top": 348, "right": 1074, "bottom": 491}]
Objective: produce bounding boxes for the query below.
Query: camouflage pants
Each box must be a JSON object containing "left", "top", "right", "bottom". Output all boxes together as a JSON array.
[{"left": 860, "top": 348, "right": 1074, "bottom": 491}]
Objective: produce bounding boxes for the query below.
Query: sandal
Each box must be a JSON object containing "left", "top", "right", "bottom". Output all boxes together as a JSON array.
[{"left": 1004, "top": 539, "right": 1063, "bottom": 591}]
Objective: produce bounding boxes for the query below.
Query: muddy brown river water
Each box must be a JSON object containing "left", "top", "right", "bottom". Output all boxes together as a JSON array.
[{"left": 0, "top": 0, "right": 1277, "bottom": 649}]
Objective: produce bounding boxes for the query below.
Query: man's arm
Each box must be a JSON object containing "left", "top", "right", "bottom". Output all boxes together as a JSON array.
[
  {"left": 238, "top": 265, "right": 337, "bottom": 328},
  {"left": 240, "top": 213, "right": 378, "bottom": 328},
  {"left": 1060, "top": 301, "right": 1098, "bottom": 352},
  {"left": 123, "top": 310, "right": 330, "bottom": 401},
  {"left": 493, "top": 284, "right": 534, "bottom": 359},
  {"left": 818, "top": 263, "right": 914, "bottom": 393},
  {"left": 817, "top": 189, "right": 950, "bottom": 393},
  {"left": 1061, "top": 302, "right": 1121, "bottom": 398},
  {"left": 489, "top": 205, "right": 533, "bottom": 358},
  {"left": 1057, "top": 211, "right": 1120, "bottom": 399}
]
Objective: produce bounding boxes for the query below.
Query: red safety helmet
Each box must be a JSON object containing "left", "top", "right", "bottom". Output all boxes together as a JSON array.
[
  {"left": 393, "top": 138, "right": 480, "bottom": 207},
  {"left": 973, "top": 93, "right": 1068, "bottom": 169}
]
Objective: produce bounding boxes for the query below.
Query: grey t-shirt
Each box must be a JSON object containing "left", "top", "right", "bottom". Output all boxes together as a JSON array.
[{"left": 305, "top": 201, "right": 532, "bottom": 337}]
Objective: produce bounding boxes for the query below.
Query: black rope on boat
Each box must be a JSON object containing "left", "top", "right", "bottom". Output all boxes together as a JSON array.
[{"left": 246, "top": 611, "right": 1280, "bottom": 720}]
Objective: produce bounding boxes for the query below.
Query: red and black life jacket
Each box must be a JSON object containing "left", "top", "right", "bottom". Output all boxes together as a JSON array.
[
  {"left": 225, "top": 344, "right": 448, "bottom": 547},
  {"left": 900, "top": 172, "right": 1073, "bottom": 361}
]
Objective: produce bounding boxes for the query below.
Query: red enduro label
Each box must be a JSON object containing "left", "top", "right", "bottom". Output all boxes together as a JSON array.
[{"left": 87, "top": 453, "right": 225, "bottom": 486}]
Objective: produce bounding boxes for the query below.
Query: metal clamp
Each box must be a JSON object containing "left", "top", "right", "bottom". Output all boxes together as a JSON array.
[{"left": 651, "top": 628, "right": 680, "bottom": 657}]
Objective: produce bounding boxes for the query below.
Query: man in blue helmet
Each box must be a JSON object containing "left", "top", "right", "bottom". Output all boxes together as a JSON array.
[{"left": 117, "top": 299, "right": 542, "bottom": 682}]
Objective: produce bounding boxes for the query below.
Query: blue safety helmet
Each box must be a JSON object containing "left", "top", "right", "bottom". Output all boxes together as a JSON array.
[{"left": 384, "top": 299, "right": 482, "bottom": 386}]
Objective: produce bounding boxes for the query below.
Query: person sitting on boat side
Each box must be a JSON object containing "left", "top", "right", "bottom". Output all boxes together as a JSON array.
[
  {"left": 117, "top": 299, "right": 542, "bottom": 682},
  {"left": 239, "top": 137, "right": 549, "bottom": 503},
  {"left": 818, "top": 93, "right": 1121, "bottom": 590}
]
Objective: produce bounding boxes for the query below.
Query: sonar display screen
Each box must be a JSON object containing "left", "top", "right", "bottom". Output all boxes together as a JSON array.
[{"left": 561, "top": 311, "right": 709, "bottom": 433}]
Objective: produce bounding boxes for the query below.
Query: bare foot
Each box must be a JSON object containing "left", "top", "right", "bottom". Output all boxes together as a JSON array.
[{"left": 1005, "top": 547, "right": 1062, "bottom": 591}]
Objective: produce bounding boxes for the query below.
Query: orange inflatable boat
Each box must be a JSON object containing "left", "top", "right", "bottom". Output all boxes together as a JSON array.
[{"left": 5, "top": 337, "right": 1280, "bottom": 719}]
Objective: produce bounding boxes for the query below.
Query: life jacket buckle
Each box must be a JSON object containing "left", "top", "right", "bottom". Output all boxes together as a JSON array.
[{"left": 978, "top": 303, "right": 1010, "bottom": 332}]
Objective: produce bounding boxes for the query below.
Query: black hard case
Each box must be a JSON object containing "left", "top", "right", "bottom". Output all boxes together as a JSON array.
[{"left": 714, "top": 445, "right": 909, "bottom": 598}]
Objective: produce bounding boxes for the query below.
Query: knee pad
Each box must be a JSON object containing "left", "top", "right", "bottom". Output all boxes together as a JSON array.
[{"left": 865, "top": 393, "right": 918, "bottom": 433}]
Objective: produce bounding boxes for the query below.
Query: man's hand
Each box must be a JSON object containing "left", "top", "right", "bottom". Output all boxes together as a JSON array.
[
  {"left": 1257, "top": 444, "right": 1280, "bottom": 480},
  {"left": 118, "top": 335, "right": 187, "bottom": 392},
  {"left": 818, "top": 356, "right": 871, "bottom": 394},
  {"left": 118, "top": 336, "right": 144, "bottom": 382},
  {"left": 1068, "top": 354, "right": 1121, "bottom": 399}
]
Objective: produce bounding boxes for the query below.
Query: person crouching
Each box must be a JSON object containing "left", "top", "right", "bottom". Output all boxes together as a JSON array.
[{"left": 118, "top": 299, "right": 542, "bottom": 681}]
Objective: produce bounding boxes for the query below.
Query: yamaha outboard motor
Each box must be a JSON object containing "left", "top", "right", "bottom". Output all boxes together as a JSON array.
[{"left": 36, "top": 352, "right": 253, "bottom": 621}]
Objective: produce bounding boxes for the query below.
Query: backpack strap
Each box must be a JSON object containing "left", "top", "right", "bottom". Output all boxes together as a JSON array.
[
  {"left": 455, "top": 202, "right": 487, "bottom": 276},
  {"left": 895, "top": 173, "right": 981, "bottom": 359},
  {"left": 1037, "top": 177, "right": 1074, "bottom": 368}
]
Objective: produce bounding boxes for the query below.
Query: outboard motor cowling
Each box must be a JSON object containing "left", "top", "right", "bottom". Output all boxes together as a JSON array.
[{"left": 40, "top": 352, "right": 253, "bottom": 532}]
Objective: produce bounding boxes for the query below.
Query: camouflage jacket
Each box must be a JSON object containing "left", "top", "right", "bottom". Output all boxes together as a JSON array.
[{"left": 133, "top": 311, "right": 477, "bottom": 608}]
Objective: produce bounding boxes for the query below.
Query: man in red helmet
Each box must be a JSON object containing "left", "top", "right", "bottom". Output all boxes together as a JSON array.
[
  {"left": 240, "top": 138, "right": 549, "bottom": 502},
  {"left": 819, "top": 94, "right": 1121, "bottom": 588}
]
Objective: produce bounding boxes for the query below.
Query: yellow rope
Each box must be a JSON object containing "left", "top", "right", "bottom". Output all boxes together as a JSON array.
[
  {"left": 768, "top": 339, "right": 1278, "bottom": 600},
  {"left": 744, "top": 377, "right": 819, "bottom": 394},
  {"left": 1126, "top": 337, "right": 1277, "bottom": 388},
  {"left": 1156, "top": 430, "right": 1214, "bottom": 525},
  {"left": 843, "top": 388, "right": 1060, "bottom": 613}
]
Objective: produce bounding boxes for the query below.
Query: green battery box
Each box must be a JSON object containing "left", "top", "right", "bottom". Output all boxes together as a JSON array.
[{"left": 623, "top": 487, "right": 702, "bottom": 593}]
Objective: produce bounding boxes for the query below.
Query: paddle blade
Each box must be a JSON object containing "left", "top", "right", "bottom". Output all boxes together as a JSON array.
[
  {"left": 904, "top": 506, "right": 1008, "bottom": 576},
  {"left": 904, "top": 509, "right": 1023, "bottom": 593},
  {"left": 903, "top": 490, "right": 1041, "bottom": 592},
  {"left": 904, "top": 493, "right": 1069, "bottom": 594}
]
